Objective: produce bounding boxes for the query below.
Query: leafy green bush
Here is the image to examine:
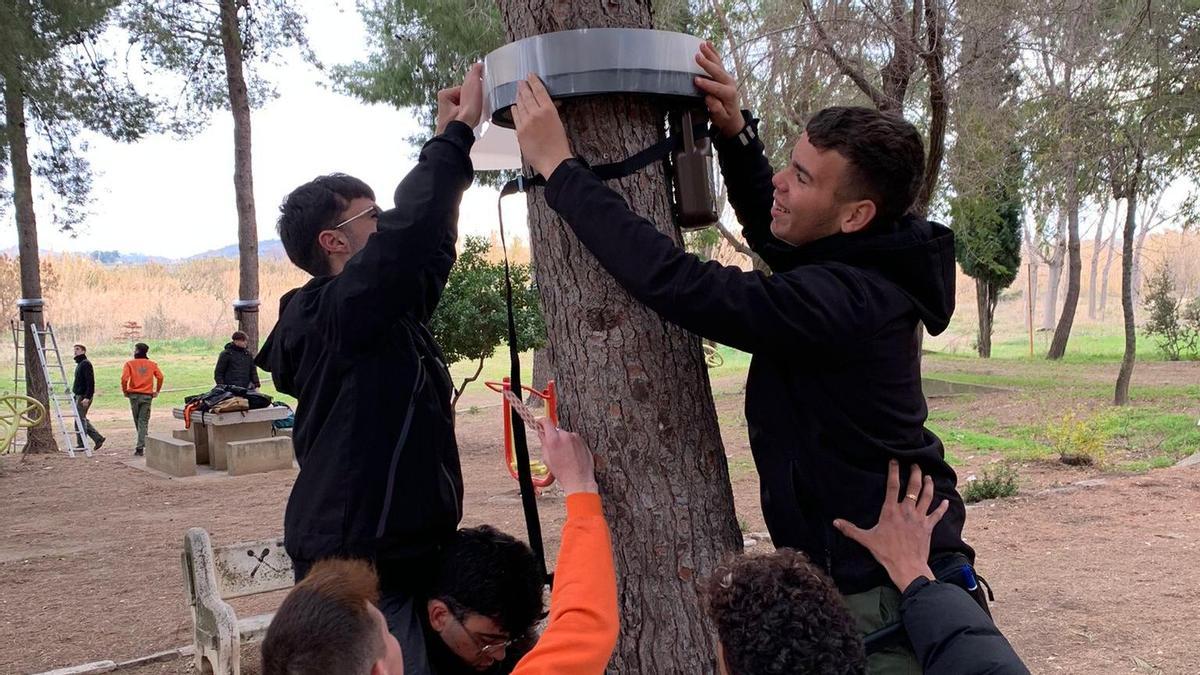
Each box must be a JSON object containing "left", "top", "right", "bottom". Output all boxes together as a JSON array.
[
  {"left": 963, "top": 464, "right": 1019, "bottom": 503},
  {"left": 1143, "top": 263, "right": 1199, "bottom": 361}
]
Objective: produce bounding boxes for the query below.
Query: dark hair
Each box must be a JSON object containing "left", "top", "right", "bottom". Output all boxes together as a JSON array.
[
  {"left": 134, "top": 342, "right": 149, "bottom": 358},
  {"left": 261, "top": 558, "right": 384, "bottom": 675},
  {"left": 430, "top": 526, "right": 544, "bottom": 638},
  {"left": 231, "top": 330, "right": 248, "bottom": 341},
  {"left": 277, "top": 173, "right": 375, "bottom": 276},
  {"left": 805, "top": 106, "right": 925, "bottom": 226},
  {"left": 73, "top": 344, "right": 86, "bottom": 353},
  {"left": 707, "top": 549, "right": 866, "bottom": 675}
]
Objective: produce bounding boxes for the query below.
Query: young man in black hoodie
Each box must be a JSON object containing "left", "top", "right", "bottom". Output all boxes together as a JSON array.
[
  {"left": 71, "top": 344, "right": 105, "bottom": 451},
  {"left": 511, "top": 44, "right": 974, "bottom": 671},
  {"left": 214, "top": 330, "right": 260, "bottom": 390},
  {"left": 255, "top": 64, "right": 483, "bottom": 674}
]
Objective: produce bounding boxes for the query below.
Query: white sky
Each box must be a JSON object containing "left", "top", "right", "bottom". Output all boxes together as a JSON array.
[{"left": 0, "top": 1, "right": 528, "bottom": 259}]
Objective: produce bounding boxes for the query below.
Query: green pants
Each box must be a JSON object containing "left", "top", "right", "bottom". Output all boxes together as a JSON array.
[
  {"left": 843, "top": 585, "right": 921, "bottom": 675},
  {"left": 127, "top": 394, "right": 153, "bottom": 450}
]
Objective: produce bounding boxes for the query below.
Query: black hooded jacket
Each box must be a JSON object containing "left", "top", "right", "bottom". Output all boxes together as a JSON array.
[
  {"left": 255, "top": 123, "right": 473, "bottom": 587},
  {"left": 541, "top": 117, "right": 972, "bottom": 595},
  {"left": 72, "top": 354, "right": 95, "bottom": 399},
  {"left": 214, "top": 342, "right": 260, "bottom": 389}
]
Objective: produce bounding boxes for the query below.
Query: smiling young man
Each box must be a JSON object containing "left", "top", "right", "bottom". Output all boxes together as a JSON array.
[
  {"left": 255, "top": 64, "right": 483, "bottom": 675},
  {"left": 510, "top": 44, "right": 975, "bottom": 672}
]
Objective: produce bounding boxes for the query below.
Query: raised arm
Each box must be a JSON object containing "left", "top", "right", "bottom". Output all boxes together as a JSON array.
[
  {"left": 310, "top": 65, "right": 483, "bottom": 353},
  {"left": 513, "top": 423, "right": 617, "bottom": 675}
]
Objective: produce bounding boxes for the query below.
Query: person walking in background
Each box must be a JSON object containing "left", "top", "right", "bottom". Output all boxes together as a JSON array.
[
  {"left": 71, "top": 344, "right": 105, "bottom": 451},
  {"left": 214, "top": 330, "right": 260, "bottom": 390},
  {"left": 121, "top": 342, "right": 164, "bottom": 456}
]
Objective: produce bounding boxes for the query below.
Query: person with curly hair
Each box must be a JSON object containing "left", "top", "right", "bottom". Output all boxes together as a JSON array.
[{"left": 707, "top": 461, "right": 1027, "bottom": 675}]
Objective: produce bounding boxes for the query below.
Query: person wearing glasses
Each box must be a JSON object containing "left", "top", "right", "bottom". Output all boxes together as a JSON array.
[
  {"left": 255, "top": 63, "right": 484, "bottom": 675},
  {"left": 261, "top": 419, "right": 618, "bottom": 675}
]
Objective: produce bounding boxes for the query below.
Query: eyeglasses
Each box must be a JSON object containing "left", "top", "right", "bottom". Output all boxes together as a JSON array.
[
  {"left": 449, "top": 612, "right": 517, "bottom": 657},
  {"left": 332, "top": 204, "right": 381, "bottom": 230}
]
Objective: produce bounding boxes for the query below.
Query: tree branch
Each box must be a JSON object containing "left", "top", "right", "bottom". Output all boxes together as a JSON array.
[{"left": 800, "top": 0, "right": 889, "bottom": 108}]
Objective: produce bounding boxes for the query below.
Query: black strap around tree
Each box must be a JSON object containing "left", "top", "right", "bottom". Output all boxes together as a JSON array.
[{"left": 494, "top": 119, "right": 713, "bottom": 586}]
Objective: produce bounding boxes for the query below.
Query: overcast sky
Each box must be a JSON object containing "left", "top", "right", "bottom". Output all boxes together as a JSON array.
[{"left": 0, "top": 1, "right": 527, "bottom": 259}]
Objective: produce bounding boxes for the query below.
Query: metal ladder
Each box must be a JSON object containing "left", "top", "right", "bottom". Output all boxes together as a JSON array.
[{"left": 14, "top": 321, "right": 91, "bottom": 457}]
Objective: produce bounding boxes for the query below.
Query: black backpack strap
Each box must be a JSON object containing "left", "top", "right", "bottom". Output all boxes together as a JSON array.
[{"left": 497, "top": 193, "right": 550, "bottom": 587}]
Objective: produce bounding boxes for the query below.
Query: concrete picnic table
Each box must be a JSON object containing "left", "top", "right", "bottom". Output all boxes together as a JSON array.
[{"left": 171, "top": 406, "right": 290, "bottom": 471}]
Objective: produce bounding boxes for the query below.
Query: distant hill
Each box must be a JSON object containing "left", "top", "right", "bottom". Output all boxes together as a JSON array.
[
  {"left": 85, "top": 250, "right": 174, "bottom": 265},
  {"left": 185, "top": 239, "right": 287, "bottom": 261}
]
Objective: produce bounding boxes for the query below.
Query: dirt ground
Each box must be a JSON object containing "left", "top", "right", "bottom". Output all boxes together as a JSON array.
[{"left": 1, "top": 367, "right": 1198, "bottom": 674}]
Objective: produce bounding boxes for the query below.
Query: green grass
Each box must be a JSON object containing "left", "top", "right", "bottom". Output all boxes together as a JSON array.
[{"left": 929, "top": 423, "right": 1050, "bottom": 460}]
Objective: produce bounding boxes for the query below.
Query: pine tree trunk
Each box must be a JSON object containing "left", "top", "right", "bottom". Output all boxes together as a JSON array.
[
  {"left": 1100, "top": 215, "right": 1118, "bottom": 318},
  {"left": 496, "top": 3, "right": 742, "bottom": 672},
  {"left": 975, "top": 278, "right": 993, "bottom": 358},
  {"left": 4, "top": 74, "right": 58, "bottom": 454},
  {"left": 528, "top": 347, "right": 553, "bottom": 409},
  {"left": 1041, "top": 228, "right": 1065, "bottom": 331},
  {"left": 1115, "top": 187, "right": 1138, "bottom": 405},
  {"left": 220, "top": 0, "right": 260, "bottom": 352},
  {"left": 1087, "top": 201, "right": 1108, "bottom": 320},
  {"left": 1048, "top": 180, "right": 1082, "bottom": 359}
]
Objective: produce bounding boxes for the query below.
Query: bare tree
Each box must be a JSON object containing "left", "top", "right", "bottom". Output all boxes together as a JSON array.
[
  {"left": 494, "top": 3, "right": 742, "bottom": 672},
  {"left": 1086, "top": 199, "right": 1112, "bottom": 319}
]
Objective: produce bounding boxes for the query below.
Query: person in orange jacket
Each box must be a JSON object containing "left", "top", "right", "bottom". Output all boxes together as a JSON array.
[
  {"left": 120, "top": 342, "right": 164, "bottom": 456},
  {"left": 258, "top": 420, "right": 619, "bottom": 675}
]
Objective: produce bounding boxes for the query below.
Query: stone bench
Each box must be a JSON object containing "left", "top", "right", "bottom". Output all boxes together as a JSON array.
[
  {"left": 182, "top": 528, "right": 294, "bottom": 675},
  {"left": 146, "top": 433, "right": 196, "bottom": 477},
  {"left": 226, "top": 437, "right": 294, "bottom": 476}
]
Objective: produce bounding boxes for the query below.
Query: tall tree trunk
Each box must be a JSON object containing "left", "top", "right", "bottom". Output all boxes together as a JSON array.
[
  {"left": 1099, "top": 213, "right": 1119, "bottom": 318},
  {"left": 1115, "top": 182, "right": 1139, "bottom": 405},
  {"left": 496, "top": 4, "right": 741, "bottom": 672},
  {"left": 1087, "top": 200, "right": 1109, "bottom": 319},
  {"left": 1048, "top": 178, "right": 1082, "bottom": 359},
  {"left": 220, "top": 0, "right": 260, "bottom": 351},
  {"left": 975, "top": 278, "right": 994, "bottom": 358},
  {"left": 4, "top": 75, "right": 58, "bottom": 454},
  {"left": 1040, "top": 227, "right": 1065, "bottom": 331}
]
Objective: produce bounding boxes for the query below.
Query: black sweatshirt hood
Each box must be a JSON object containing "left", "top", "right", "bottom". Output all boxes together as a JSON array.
[
  {"left": 775, "top": 214, "right": 956, "bottom": 335},
  {"left": 74, "top": 353, "right": 86, "bottom": 363}
]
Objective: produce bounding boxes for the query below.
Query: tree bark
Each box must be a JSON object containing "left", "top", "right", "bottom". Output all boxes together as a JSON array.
[
  {"left": 1099, "top": 211, "right": 1118, "bottom": 318},
  {"left": 1040, "top": 219, "right": 1066, "bottom": 331},
  {"left": 975, "top": 278, "right": 993, "bottom": 358},
  {"left": 1048, "top": 176, "right": 1081, "bottom": 359},
  {"left": 1114, "top": 181, "right": 1139, "bottom": 405},
  {"left": 528, "top": 347, "right": 553, "bottom": 408},
  {"left": 1024, "top": 223, "right": 1039, "bottom": 333},
  {"left": 4, "top": 74, "right": 58, "bottom": 454},
  {"left": 1087, "top": 200, "right": 1109, "bottom": 319},
  {"left": 219, "top": 0, "right": 260, "bottom": 352},
  {"left": 496, "top": 3, "right": 742, "bottom": 672}
]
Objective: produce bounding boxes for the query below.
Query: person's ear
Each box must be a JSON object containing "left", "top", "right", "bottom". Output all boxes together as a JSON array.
[
  {"left": 317, "top": 228, "right": 348, "bottom": 256},
  {"left": 840, "top": 199, "right": 876, "bottom": 234},
  {"left": 427, "top": 599, "right": 452, "bottom": 632},
  {"left": 371, "top": 660, "right": 388, "bottom": 675}
]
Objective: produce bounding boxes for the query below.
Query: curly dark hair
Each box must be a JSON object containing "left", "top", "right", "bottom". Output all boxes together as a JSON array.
[
  {"left": 805, "top": 106, "right": 925, "bottom": 227},
  {"left": 430, "top": 525, "right": 545, "bottom": 638},
  {"left": 706, "top": 549, "right": 866, "bottom": 675}
]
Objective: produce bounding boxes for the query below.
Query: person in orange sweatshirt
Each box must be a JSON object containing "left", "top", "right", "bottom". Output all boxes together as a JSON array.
[
  {"left": 120, "top": 342, "right": 164, "bottom": 456},
  {"left": 259, "top": 419, "right": 618, "bottom": 675},
  {"left": 507, "top": 421, "right": 618, "bottom": 675}
]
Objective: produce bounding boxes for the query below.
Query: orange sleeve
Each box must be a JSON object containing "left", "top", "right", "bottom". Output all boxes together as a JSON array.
[
  {"left": 154, "top": 363, "right": 164, "bottom": 390},
  {"left": 120, "top": 362, "right": 131, "bottom": 393},
  {"left": 512, "top": 493, "right": 618, "bottom": 675}
]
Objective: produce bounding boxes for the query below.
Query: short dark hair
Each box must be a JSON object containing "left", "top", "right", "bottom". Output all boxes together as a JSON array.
[
  {"left": 73, "top": 344, "right": 86, "bottom": 353},
  {"left": 134, "top": 342, "right": 149, "bottom": 358},
  {"left": 261, "top": 558, "right": 384, "bottom": 675},
  {"left": 707, "top": 549, "right": 866, "bottom": 675},
  {"left": 805, "top": 106, "right": 925, "bottom": 226},
  {"left": 231, "top": 330, "right": 248, "bottom": 341},
  {"left": 430, "top": 526, "right": 544, "bottom": 638},
  {"left": 277, "top": 173, "right": 375, "bottom": 276}
]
